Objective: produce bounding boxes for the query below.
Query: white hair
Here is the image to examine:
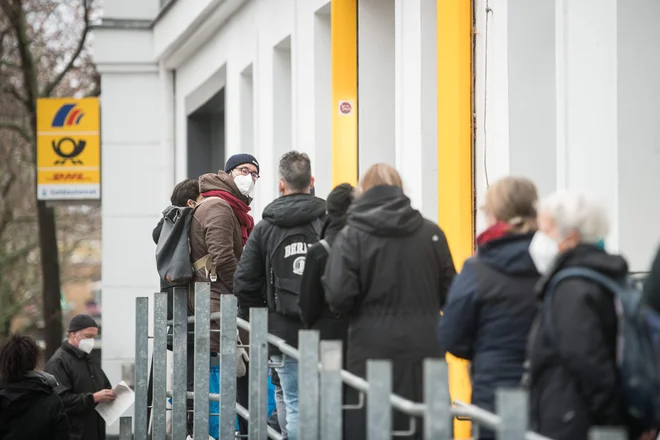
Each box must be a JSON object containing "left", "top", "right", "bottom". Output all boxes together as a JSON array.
[{"left": 538, "top": 190, "right": 609, "bottom": 243}]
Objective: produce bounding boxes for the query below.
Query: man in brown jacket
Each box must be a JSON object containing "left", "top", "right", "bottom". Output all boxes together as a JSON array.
[
  {"left": 187, "top": 153, "right": 259, "bottom": 437},
  {"left": 189, "top": 153, "right": 259, "bottom": 349}
]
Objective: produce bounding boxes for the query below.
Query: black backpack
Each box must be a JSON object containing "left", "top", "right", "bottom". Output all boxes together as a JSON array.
[
  {"left": 544, "top": 267, "right": 660, "bottom": 429},
  {"left": 266, "top": 219, "right": 323, "bottom": 317},
  {"left": 155, "top": 205, "right": 195, "bottom": 286}
]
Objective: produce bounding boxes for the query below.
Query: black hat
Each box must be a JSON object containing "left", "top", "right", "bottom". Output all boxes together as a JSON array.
[
  {"left": 68, "top": 314, "right": 98, "bottom": 333},
  {"left": 224, "top": 154, "right": 260, "bottom": 175},
  {"left": 327, "top": 183, "right": 355, "bottom": 216}
]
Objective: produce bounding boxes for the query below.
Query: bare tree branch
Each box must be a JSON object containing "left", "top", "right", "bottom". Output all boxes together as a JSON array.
[
  {"left": 41, "top": 0, "right": 91, "bottom": 98},
  {"left": 0, "top": 120, "right": 32, "bottom": 143},
  {"left": 0, "top": 83, "right": 30, "bottom": 109},
  {"left": 4, "top": 0, "right": 39, "bottom": 115}
]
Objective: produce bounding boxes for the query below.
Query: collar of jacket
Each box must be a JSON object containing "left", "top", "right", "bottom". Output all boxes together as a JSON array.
[{"left": 62, "top": 341, "right": 88, "bottom": 359}]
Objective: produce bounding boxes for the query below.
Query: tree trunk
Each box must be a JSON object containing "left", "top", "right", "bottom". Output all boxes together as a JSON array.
[{"left": 37, "top": 195, "right": 62, "bottom": 359}]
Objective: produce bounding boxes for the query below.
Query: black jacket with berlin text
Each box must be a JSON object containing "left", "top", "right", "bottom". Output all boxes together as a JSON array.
[
  {"left": 322, "top": 185, "right": 456, "bottom": 439},
  {"left": 528, "top": 244, "right": 626, "bottom": 440},
  {"left": 0, "top": 371, "right": 70, "bottom": 440},
  {"left": 234, "top": 193, "right": 326, "bottom": 353},
  {"left": 45, "top": 342, "right": 112, "bottom": 440}
]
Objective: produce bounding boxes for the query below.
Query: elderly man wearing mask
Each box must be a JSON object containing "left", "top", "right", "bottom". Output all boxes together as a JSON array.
[
  {"left": 45, "top": 314, "right": 113, "bottom": 440},
  {"left": 526, "top": 190, "right": 630, "bottom": 439}
]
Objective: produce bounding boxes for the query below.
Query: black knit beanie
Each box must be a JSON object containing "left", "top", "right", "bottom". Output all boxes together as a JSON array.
[
  {"left": 326, "top": 183, "right": 355, "bottom": 216},
  {"left": 224, "top": 154, "right": 260, "bottom": 175},
  {"left": 68, "top": 314, "right": 98, "bottom": 333}
]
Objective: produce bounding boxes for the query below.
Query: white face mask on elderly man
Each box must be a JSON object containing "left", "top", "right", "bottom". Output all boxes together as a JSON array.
[
  {"left": 528, "top": 231, "right": 560, "bottom": 275},
  {"left": 78, "top": 337, "right": 95, "bottom": 354},
  {"left": 234, "top": 174, "right": 255, "bottom": 197}
]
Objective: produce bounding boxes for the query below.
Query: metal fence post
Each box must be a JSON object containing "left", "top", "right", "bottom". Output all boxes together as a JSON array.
[
  {"left": 367, "top": 360, "right": 392, "bottom": 440},
  {"left": 219, "top": 294, "right": 238, "bottom": 439},
  {"left": 194, "top": 283, "right": 211, "bottom": 440},
  {"left": 423, "top": 359, "right": 450, "bottom": 440},
  {"left": 119, "top": 416, "right": 132, "bottom": 440},
  {"left": 496, "top": 389, "right": 527, "bottom": 440},
  {"left": 135, "top": 298, "right": 149, "bottom": 440},
  {"left": 589, "top": 427, "right": 627, "bottom": 440},
  {"left": 299, "top": 330, "right": 320, "bottom": 440},
  {"left": 320, "top": 340, "right": 343, "bottom": 440},
  {"left": 172, "top": 287, "right": 188, "bottom": 440},
  {"left": 249, "top": 308, "right": 269, "bottom": 439},
  {"left": 152, "top": 291, "right": 168, "bottom": 440}
]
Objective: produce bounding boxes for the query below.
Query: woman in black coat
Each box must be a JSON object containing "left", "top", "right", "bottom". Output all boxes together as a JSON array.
[
  {"left": 323, "top": 164, "right": 456, "bottom": 440},
  {"left": 0, "top": 335, "right": 70, "bottom": 440},
  {"left": 299, "top": 183, "right": 354, "bottom": 342}
]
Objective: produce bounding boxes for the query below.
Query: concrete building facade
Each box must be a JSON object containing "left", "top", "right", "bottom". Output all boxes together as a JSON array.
[{"left": 95, "top": 0, "right": 660, "bottom": 435}]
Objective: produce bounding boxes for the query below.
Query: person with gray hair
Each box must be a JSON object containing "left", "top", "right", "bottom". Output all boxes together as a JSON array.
[
  {"left": 234, "top": 151, "right": 326, "bottom": 440},
  {"left": 526, "top": 190, "right": 628, "bottom": 439}
]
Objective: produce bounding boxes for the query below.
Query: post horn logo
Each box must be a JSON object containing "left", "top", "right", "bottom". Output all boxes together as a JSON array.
[{"left": 52, "top": 137, "right": 86, "bottom": 165}]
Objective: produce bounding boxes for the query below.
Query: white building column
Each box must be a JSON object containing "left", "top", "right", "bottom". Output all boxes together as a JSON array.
[
  {"left": 94, "top": 1, "right": 162, "bottom": 436},
  {"left": 616, "top": 0, "right": 660, "bottom": 270},
  {"left": 357, "top": 0, "right": 396, "bottom": 174},
  {"left": 394, "top": 0, "right": 437, "bottom": 218},
  {"left": 555, "top": 0, "right": 619, "bottom": 248}
]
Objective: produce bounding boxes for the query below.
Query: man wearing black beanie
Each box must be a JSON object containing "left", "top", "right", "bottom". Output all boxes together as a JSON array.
[{"left": 45, "top": 315, "right": 114, "bottom": 440}]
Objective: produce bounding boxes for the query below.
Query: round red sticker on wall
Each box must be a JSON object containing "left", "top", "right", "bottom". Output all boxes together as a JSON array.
[{"left": 339, "top": 101, "right": 353, "bottom": 115}]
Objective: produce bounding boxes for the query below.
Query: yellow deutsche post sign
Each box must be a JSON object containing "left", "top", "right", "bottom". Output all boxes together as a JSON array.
[{"left": 37, "top": 97, "right": 100, "bottom": 201}]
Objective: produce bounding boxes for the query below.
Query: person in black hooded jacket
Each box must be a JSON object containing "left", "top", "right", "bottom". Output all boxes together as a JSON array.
[
  {"left": 299, "top": 183, "right": 354, "bottom": 341},
  {"left": 0, "top": 335, "right": 69, "bottom": 440},
  {"left": 437, "top": 177, "right": 540, "bottom": 439},
  {"left": 235, "top": 151, "right": 326, "bottom": 440},
  {"left": 323, "top": 163, "right": 456, "bottom": 440}
]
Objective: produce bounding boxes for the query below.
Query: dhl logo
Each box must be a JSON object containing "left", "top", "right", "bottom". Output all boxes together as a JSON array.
[{"left": 52, "top": 173, "right": 87, "bottom": 181}]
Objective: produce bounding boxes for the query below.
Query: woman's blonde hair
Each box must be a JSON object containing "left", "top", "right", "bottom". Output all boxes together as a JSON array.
[
  {"left": 483, "top": 176, "right": 538, "bottom": 233},
  {"left": 360, "top": 163, "right": 403, "bottom": 193}
]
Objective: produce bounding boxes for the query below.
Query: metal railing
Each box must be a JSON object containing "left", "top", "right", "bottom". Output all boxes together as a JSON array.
[{"left": 125, "top": 282, "right": 628, "bottom": 440}]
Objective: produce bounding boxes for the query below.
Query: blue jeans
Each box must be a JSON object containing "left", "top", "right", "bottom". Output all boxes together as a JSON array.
[{"left": 270, "top": 354, "right": 299, "bottom": 440}]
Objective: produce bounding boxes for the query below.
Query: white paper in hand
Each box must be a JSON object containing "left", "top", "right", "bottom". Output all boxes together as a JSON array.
[{"left": 95, "top": 381, "right": 135, "bottom": 426}]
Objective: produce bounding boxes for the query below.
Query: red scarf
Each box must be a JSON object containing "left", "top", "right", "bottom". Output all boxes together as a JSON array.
[
  {"left": 201, "top": 190, "right": 254, "bottom": 245},
  {"left": 476, "top": 222, "right": 511, "bottom": 248}
]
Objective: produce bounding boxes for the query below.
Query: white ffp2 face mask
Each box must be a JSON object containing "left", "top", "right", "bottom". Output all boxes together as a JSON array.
[
  {"left": 78, "top": 338, "right": 95, "bottom": 354},
  {"left": 529, "top": 231, "right": 560, "bottom": 275},
  {"left": 234, "top": 175, "right": 255, "bottom": 197}
]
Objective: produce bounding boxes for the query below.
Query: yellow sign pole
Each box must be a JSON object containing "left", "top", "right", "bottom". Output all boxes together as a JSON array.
[
  {"left": 437, "top": 0, "right": 474, "bottom": 438},
  {"left": 331, "top": 0, "right": 359, "bottom": 187}
]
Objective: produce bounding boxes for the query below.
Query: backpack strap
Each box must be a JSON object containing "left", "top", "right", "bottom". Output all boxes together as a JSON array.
[
  {"left": 317, "top": 239, "right": 331, "bottom": 254},
  {"left": 544, "top": 267, "right": 624, "bottom": 346},
  {"left": 192, "top": 254, "right": 217, "bottom": 282}
]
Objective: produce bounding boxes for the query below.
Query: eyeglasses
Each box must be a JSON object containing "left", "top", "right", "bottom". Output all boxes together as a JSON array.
[{"left": 237, "top": 167, "right": 259, "bottom": 180}]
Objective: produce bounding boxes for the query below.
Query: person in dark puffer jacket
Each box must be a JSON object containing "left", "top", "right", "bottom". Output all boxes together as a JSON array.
[
  {"left": 323, "top": 163, "right": 456, "bottom": 440},
  {"left": 0, "top": 335, "right": 69, "bottom": 440},
  {"left": 437, "top": 176, "right": 540, "bottom": 440},
  {"left": 299, "top": 183, "right": 354, "bottom": 342}
]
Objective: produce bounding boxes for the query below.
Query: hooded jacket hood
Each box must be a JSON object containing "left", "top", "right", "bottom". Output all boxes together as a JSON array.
[
  {"left": 199, "top": 171, "right": 251, "bottom": 205},
  {"left": 0, "top": 372, "right": 57, "bottom": 418},
  {"left": 348, "top": 185, "right": 423, "bottom": 237},
  {"left": 262, "top": 194, "right": 326, "bottom": 228}
]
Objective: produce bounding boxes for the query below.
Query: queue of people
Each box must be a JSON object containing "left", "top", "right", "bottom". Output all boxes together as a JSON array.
[
  {"left": 159, "top": 151, "right": 659, "bottom": 440},
  {"left": 2, "top": 149, "right": 660, "bottom": 440}
]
